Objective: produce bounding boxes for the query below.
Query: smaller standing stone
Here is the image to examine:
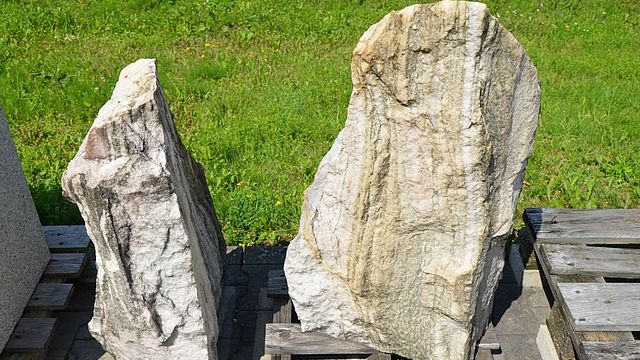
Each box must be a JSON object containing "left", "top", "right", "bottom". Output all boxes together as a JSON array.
[
  {"left": 0, "top": 108, "right": 51, "bottom": 352},
  {"left": 62, "top": 59, "right": 225, "bottom": 359}
]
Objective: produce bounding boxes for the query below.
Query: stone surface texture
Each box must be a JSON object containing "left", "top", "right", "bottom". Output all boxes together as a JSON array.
[
  {"left": 62, "top": 59, "right": 226, "bottom": 360},
  {"left": 0, "top": 108, "right": 51, "bottom": 351},
  {"left": 284, "top": 2, "right": 540, "bottom": 359}
]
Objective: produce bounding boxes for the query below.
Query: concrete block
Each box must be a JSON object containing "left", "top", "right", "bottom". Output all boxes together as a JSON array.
[
  {"left": 536, "top": 325, "right": 560, "bottom": 360},
  {"left": 0, "top": 108, "right": 50, "bottom": 351}
]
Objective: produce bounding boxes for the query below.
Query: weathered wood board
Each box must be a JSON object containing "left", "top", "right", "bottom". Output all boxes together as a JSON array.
[
  {"left": 26, "top": 284, "right": 74, "bottom": 311},
  {"left": 42, "top": 225, "right": 90, "bottom": 253},
  {"left": 543, "top": 244, "right": 640, "bottom": 278},
  {"left": 559, "top": 283, "right": 640, "bottom": 332},
  {"left": 524, "top": 209, "right": 637, "bottom": 360},
  {"left": 524, "top": 208, "right": 640, "bottom": 244},
  {"left": 3, "top": 319, "right": 56, "bottom": 353},
  {"left": 43, "top": 253, "right": 87, "bottom": 278},
  {"left": 581, "top": 341, "right": 640, "bottom": 360},
  {"left": 267, "top": 270, "right": 288, "bottom": 297},
  {"left": 265, "top": 323, "right": 374, "bottom": 355}
]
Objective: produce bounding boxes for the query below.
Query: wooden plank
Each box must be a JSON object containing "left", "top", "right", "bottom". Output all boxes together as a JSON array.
[
  {"left": 265, "top": 324, "right": 374, "bottom": 355},
  {"left": 478, "top": 323, "right": 500, "bottom": 351},
  {"left": 3, "top": 318, "right": 56, "bottom": 353},
  {"left": 527, "top": 226, "right": 633, "bottom": 359},
  {"left": 42, "top": 225, "right": 90, "bottom": 253},
  {"left": 559, "top": 283, "right": 640, "bottom": 332},
  {"left": 43, "top": 253, "right": 87, "bottom": 278},
  {"left": 524, "top": 208, "right": 640, "bottom": 244},
  {"left": 582, "top": 341, "right": 640, "bottom": 360},
  {"left": 272, "top": 298, "right": 292, "bottom": 324},
  {"left": 544, "top": 244, "right": 640, "bottom": 278},
  {"left": 27, "top": 284, "right": 74, "bottom": 311},
  {"left": 267, "top": 270, "right": 288, "bottom": 297}
]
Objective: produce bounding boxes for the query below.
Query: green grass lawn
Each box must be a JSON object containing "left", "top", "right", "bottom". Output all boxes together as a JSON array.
[{"left": 1, "top": 0, "right": 638, "bottom": 245}]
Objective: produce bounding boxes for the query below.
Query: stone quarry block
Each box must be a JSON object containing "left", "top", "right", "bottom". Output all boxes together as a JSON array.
[
  {"left": 284, "top": 2, "right": 540, "bottom": 359},
  {"left": 0, "top": 108, "right": 51, "bottom": 352},
  {"left": 62, "top": 59, "right": 226, "bottom": 359}
]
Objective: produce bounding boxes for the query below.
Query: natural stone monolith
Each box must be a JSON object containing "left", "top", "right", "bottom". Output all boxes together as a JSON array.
[
  {"left": 62, "top": 59, "right": 226, "bottom": 360},
  {"left": 284, "top": 2, "right": 540, "bottom": 359},
  {"left": 0, "top": 108, "right": 50, "bottom": 352}
]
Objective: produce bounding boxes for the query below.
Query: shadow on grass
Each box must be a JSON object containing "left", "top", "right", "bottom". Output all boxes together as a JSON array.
[{"left": 30, "top": 183, "right": 83, "bottom": 225}]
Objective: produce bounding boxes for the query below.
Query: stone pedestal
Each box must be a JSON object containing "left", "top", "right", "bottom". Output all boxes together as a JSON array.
[{"left": 0, "top": 108, "right": 50, "bottom": 351}]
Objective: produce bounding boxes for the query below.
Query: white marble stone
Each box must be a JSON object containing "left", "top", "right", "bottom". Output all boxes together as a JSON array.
[
  {"left": 284, "top": 2, "right": 541, "bottom": 359},
  {"left": 62, "top": 59, "right": 225, "bottom": 360}
]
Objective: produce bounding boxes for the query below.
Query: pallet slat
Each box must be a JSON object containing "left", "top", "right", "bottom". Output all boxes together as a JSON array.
[
  {"left": 525, "top": 224, "right": 634, "bottom": 360},
  {"left": 581, "top": 341, "right": 640, "bottom": 360},
  {"left": 559, "top": 283, "right": 640, "bottom": 332},
  {"left": 524, "top": 208, "right": 640, "bottom": 244},
  {"left": 43, "top": 253, "right": 87, "bottom": 278},
  {"left": 3, "top": 318, "right": 56, "bottom": 353},
  {"left": 265, "top": 323, "right": 374, "bottom": 355},
  {"left": 42, "top": 225, "right": 90, "bottom": 253},
  {"left": 544, "top": 244, "right": 640, "bottom": 278},
  {"left": 267, "top": 270, "right": 288, "bottom": 297},
  {"left": 27, "top": 284, "right": 74, "bottom": 311}
]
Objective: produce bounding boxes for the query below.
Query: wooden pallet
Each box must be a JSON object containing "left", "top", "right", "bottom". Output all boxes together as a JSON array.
[
  {"left": 523, "top": 208, "right": 640, "bottom": 360},
  {"left": 264, "top": 270, "right": 500, "bottom": 360},
  {"left": 1, "top": 225, "right": 90, "bottom": 360}
]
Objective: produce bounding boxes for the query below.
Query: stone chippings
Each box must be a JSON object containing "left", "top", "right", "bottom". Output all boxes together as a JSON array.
[
  {"left": 62, "top": 59, "right": 226, "bottom": 359},
  {"left": 284, "top": 2, "right": 540, "bottom": 359},
  {"left": 0, "top": 108, "right": 51, "bottom": 352}
]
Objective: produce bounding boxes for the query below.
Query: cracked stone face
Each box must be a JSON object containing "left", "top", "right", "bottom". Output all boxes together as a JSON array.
[
  {"left": 62, "top": 59, "right": 225, "bottom": 360},
  {"left": 283, "top": 2, "right": 540, "bottom": 359}
]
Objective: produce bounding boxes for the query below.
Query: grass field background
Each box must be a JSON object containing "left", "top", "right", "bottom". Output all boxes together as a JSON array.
[{"left": 1, "top": 0, "right": 638, "bottom": 245}]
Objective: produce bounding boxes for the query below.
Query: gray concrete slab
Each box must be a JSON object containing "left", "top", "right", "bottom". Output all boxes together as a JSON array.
[{"left": 498, "top": 334, "right": 542, "bottom": 360}]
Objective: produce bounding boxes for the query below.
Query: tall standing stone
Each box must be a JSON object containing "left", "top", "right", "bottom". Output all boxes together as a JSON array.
[
  {"left": 62, "top": 59, "right": 226, "bottom": 359},
  {"left": 284, "top": 2, "right": 540, "bottom": 359},
  {"left": 0, "top": 108, "right": 51, "bottom": 351}
]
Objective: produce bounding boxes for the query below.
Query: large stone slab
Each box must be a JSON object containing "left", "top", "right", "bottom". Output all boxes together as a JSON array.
[
  {"left": 62, "top": 59, "right": 226, "bottom": 359},
  {"left": 284, "top": 2, "right": 540, "bottom": 359},
  {"left": 0, "top": 108, "right": 50, "bottom": 351}
]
